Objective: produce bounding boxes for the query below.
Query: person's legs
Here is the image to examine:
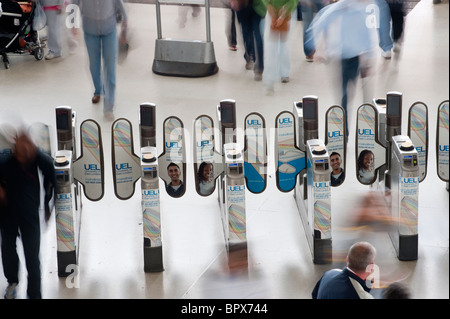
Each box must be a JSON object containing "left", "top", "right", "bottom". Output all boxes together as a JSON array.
[
  {"left": 45, "top": 9, "right": 62, "bottom": 57},
  {"left": 237, "top": 8, "right": 255, "bottom": 66},
  {"left": 20, "top": 216, "right": 42, "bottom": 299},
  {"left": 83, "top": 32, "right": 103, "bottom": 98},
  {"left": 263, "top": 31, "right": 279, "bottom": 92},
  {"left": 101, "top": 29, "right": 118, "bottom": 115},
  {"left": 341, "top": 57, "right": 359, "bottom": 137},
  {"left": 252, "top": 13, "right": 264, "bottom": 76},
  {"left": 279, "top": 27, "right": 291, "bottom": 80},
  {"left": 1, "top": 224, "right": 20, "bottom": 287}
]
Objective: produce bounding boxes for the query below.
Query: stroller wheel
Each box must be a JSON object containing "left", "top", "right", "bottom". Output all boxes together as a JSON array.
[{"left": 34, "top": 47, "right": 44, "bottom": 61}]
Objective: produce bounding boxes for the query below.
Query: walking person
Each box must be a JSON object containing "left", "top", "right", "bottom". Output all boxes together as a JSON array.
[
  {"left": 71, "top": 0, "right": 128, "bottom": 121},
  {"left": 42, "top": 0, "right": 64, "bottom": 60},
  {"left": 264, "top": 0, "right": 298, "bottom": 94},
  {"left": 0, "top": 130, "right": 56, "bottom": 299},
  {"left": 235, "top": 0, "right": 267, "bottom": 80}
]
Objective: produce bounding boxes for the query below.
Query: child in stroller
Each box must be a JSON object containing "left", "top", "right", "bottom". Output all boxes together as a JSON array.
[{"left": 0, "top": 0, "right": 46, "bottom": 69}]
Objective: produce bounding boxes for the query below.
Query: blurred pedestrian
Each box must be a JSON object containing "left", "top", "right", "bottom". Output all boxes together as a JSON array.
[
  {"left": 264, "top": 0, "right": 298, "bottom": 94},
  {"left": 386, "top": 0, "right": 405, "bottom": 52},
  {"left": 312, "top": 241, "right": 377, "bottom": 299},
  {"left": 234, "top": 0, "right": 267, "bottom": 80},
  {"left": 0, "top": 130, "right": 56, "bottom": 299},
  {"left": 223, "top": 0, "right": 238, "bottom": 51},
  {"left": 177, "top": 4, "right": 201, "bottom": 28},
  {"left": 304, "top": 0, "right": 379, "bottom": 137},
  {"left": 71, "top": 0, "right": 128, "bottom": 121},
  {"left": 299, "top": 0, "right": 327, "bottom": 62},
  {"left": 42, "top": 0, "right": 64, "bottom": 60}
]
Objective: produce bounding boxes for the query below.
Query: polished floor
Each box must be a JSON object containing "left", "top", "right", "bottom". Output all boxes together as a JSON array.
[{"left": 0, "top": 0, "right": 448, "bottom": 300}]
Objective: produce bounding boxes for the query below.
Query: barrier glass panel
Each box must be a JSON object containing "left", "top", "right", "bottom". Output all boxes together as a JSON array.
[
  {"left": 408, "top": 102, "right": 428, "bottom": 182},
  {"left": 356, "top": 104, "right": 386, "bottom": 185}
]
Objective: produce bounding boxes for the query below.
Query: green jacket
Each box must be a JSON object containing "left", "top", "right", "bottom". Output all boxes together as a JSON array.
[
  {"left": 253, "top": 0, "right": 268, "bottom": 18},
  {"left": 264, "top": 0, "right": 298, "bottom": 11}
]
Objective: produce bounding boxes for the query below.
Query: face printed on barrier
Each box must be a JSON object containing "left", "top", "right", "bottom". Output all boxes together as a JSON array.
[
  {"left": 167, "top": 164, "right": 181, "bottom": 185},
  {"left": 363, "top": 152, "right": 374, "bottom": 171},
  {"left": 330, "top": 153, "right": 342, "bottom": 173},
  {"left": 202, "top": 163, "right": 213, "bottom": 182}
]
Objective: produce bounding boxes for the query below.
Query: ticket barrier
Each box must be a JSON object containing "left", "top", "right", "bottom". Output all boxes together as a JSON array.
[
  {"left": 152, "top": 0, "right": 218, "bottom": 77},
  {"left": 356, "top": 92, "right": 429, "bottom": 260},
  {"left": 54, "top": 107, "right": 105, "bottom": 276},
  {"left": 436, "top": 101, "right": 449, "bottom": 191},
  {"left": 111, "top": 103, "right": 187, "bottom": 272},
  {"left": 390, "top": 135, "right": 420, "bottom": 260},
  {"left": 193, "top": 99, "right": 267, "bottom": 254},
  {"left": 275, "top": 96, "right": 346, "bottom": 264}
]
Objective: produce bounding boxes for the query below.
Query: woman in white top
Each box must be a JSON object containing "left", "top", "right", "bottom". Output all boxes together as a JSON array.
[{"left": 357, "top": 149, "right": 375, "bottom": 184}]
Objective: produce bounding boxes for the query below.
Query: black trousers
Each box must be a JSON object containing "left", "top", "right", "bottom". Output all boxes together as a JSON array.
[
  {"left": 1, "top": 211, "right": 42, "bottom": 299},
  {"left": 388, "top": 2, "right": 405, "bottom": 42}
]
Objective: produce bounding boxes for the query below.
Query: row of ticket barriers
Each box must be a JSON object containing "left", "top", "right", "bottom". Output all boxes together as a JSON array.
[{"left": 1, "top": 93, "right": 448, "bottom": 277}]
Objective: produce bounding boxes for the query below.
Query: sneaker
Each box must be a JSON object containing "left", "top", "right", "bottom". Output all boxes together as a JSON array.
[
  {"left": 4, "top": 283, "right": 17, "bottom": 299},
  {"left": 381, "top": 50, "right": 391, "bottom": 59},
  {"left": 393, "top": 42, "right": 402, "bottom": 53},
  {"left": 265, "top": 86, "right": 274, "bottom": 96},
  {"left": 305, "top": 54, "right": 314, "bottom": 62},
  {"left": 104, "top": 112, "right": 115, "bottom": 121},
  {"left": 245, "top": 60, "right": 254, "bottom": 70},
  {"left": 229, "top": 45, "right": 237, "bottom": 51},
  {"left": 254, "top": 73, "right": 262, "bottom": 81},
  {"left": 45, "top": 51, "right": 61, "bottom": 60},
  {"left": 281, "top": 77, "right": 289, "bottom": 83}
]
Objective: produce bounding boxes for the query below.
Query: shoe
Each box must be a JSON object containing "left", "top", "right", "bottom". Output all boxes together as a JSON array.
[
  {"left": 92, "top": 95, "right": 101, "bottom": 104},
  {"left": 381, "top": 50, "right": 391, "bottom": 59},
  {"left": 254, "top": 73, "right": 262, "bottom": 81},
  {"left": 4, "top": 283, "right": 17, "bottom": 299},
  {"left": 104, "top": 112, "right": 115, "bottom": 121},
  {"left": 45, "top": 51, "right": 61, "bottom": 60},
  {"left": 229, "top": 45, "right": 237, "bottom": 51},
  {"left": 305, "top": 54, "right": 314, "bottom": 62},
  {"left": 245, "top": 60, "right": 254, "bottom": 70},
  {"left": 393, "top": 42, "right": 402, "bottom": 53},
  {"left": 281, "top": 77, "right": 289, "bottom": 83},
  {"left": 265, "top": 86, "right": 274, "bottom": 96}
]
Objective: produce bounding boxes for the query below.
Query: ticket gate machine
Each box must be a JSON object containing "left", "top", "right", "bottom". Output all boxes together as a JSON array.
[
  {"left": 152, "top": 0, "right": 218, "bottom": 77},
  {"left": 390, "top": 135, "right": 420, "bottom": 260},
  {"left": 193, "top": 99, "right": 267, "bottom": 254},
  {"left": 357, "top": 92, "right": 429, "bottom": 260},
  {"left": 54, "top": 107, "right": 105, "bottom": 276},
  {"left": 275, "top": 96, "right": 346, "bottom": 264},
  {"left": 112, "top": 103, "right": 187, "bottom": 272}
]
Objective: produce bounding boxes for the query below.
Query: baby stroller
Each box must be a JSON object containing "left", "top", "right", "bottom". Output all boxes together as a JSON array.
[{"left": 0, "top": 0, "right": 46, "bottom": 69}]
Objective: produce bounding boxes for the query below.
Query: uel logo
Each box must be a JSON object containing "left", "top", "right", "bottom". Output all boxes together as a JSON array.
[
  {"left": 116, "top": 163, "right": 131, "bottom": 170},
  {"left": 84, "top": 164, "right": 100, "bottom": 171},
  {"left": 279, "top": 118, "right": 292, "bottom": 124},
  {"left": 358, "top": 129, "right": 374, "bottom": 136}
]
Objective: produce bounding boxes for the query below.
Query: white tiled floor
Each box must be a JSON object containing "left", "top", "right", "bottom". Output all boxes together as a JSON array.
[{"left": 0, "top": 0, "right": 448, "bottom": 300}]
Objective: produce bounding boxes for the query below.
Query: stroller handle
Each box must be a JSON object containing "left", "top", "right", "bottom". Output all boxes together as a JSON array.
[{"left": 0, "top": 12, "right": 23, "bottom": 18}]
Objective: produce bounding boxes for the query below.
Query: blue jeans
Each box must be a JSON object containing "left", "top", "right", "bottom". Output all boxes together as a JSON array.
[
  {"left": 341, "top": 56, "right": 360, "bottom": 137},
  {"left": 301, "top": 0, "right": 325, "bottom": 56},
  {"left": 236, "top": 7, "right": 264, "bottom": 74},
  {"left": 84, "top": 28, "right": 118, "bottom": 113}
]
